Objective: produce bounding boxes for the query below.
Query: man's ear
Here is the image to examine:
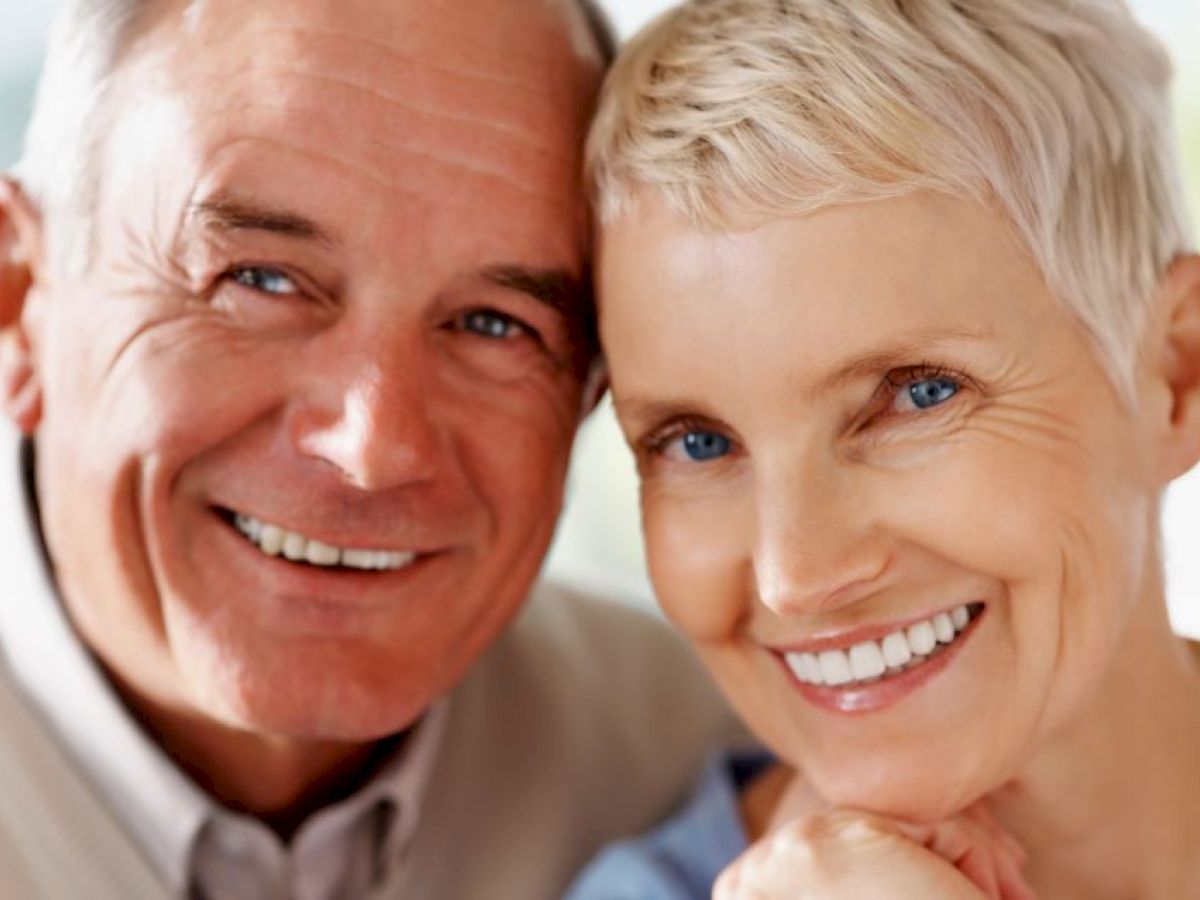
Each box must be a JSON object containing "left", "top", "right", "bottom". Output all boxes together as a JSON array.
[
  {"left": 579, "top": 355, "right": 609, "bottom": 419},
  {"left": 0, "top": 176, "right": 44, "bottom": 435},
  {"left": 1153, "top": 253, "right": 1200, "bottom": 482}
]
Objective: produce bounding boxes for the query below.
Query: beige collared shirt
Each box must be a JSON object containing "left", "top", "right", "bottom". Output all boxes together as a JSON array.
[{"left": 0, "top": 440, "right": 447, "bottom": 899}]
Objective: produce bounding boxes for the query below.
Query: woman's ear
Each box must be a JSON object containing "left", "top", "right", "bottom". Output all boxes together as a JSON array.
[
  {"left": 0, "top": 176, "right": 45, "bottom": 435},
  {"left": 1153, "top": 253, "right": 1200, "bottom": 482}
]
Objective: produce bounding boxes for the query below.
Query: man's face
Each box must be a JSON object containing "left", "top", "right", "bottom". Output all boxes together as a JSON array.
[{"left": 25, "top": 0, "right": 601, "bottom": 739}]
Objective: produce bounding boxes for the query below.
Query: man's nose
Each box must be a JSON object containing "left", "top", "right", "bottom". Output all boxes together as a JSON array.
[
  {"left": 288, "top": 334, "right": 442, "bottom": 492},
  {"left": 752, "top": 461, "right": 892, "bottom": 617}
]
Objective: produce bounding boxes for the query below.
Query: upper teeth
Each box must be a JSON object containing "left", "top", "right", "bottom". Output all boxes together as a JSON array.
[
  {"left": 785, "top": 604, "right": 978, "bottom": 688},
  {"left": 233, "top": 513, "right": 416, "bottom": 571}
]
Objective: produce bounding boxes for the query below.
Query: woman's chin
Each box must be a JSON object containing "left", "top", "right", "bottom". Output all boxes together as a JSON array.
[{"left": 804, "top": 753, "right": 997, "bottom": 823}]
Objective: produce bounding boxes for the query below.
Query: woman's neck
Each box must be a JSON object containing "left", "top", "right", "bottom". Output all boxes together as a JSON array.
[{"left": 987, "top": 592, "right": 1200, "bottom": 899}]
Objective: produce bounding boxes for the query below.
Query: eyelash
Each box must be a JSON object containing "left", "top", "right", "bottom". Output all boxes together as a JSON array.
[
  {"left": 883, "top": 362, "right": 964, "bottom": 395},
  {"left": 639, "top": 364, "right": 972, "bottom": 459},
  {"left": 639, "top": 415, "right": 731, "bottom": 459},
  {"left": 458, "top": 308, "right": 537, "bottom": 341},
  {"left": 221, "top": 264, "right": 303, "bottom": 297}
]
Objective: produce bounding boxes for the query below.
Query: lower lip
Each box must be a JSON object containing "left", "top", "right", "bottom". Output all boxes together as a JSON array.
[{"left": 779, "top": 609, "right": 985, "bottom": 715}]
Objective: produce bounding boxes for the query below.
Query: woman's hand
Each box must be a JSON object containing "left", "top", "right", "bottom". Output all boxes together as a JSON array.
[{"left": 715, "top": 778, "right": 1035, "bottom": 900}]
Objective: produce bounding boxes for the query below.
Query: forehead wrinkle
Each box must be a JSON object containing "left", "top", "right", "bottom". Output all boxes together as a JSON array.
[
  {"left": 120, "top": 13, "right": 590, "bottom": 213},
  {"left": 184, "top": 137, "right": 580, "bottom": 274},
  {"left": 170, "top": 1, "right": 597, "bottom": 112},
  {"left": 305, "top": 3, "right": 598, "bottom": 83},
  {"left": 201, "top": 117, "right": 579, "bottom": 210},
  {"left": 255, "top": 25, "right": 580, "bottom": 100},
  {"left": 241, "top": 66, "right": 575, "bottom": 169},
  {"left": 238, "top": 25, "right": 582, "bottom": 126},
  {"left": 178, "top": 47, "right": 583, "bottom": 201},
  {"left": 152, "top": 14, "right": 594, "bottom": 149}
]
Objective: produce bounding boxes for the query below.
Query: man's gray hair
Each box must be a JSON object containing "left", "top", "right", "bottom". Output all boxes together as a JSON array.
[
  {"left": 13, "top": 0, "right": 616, "bottom": 271},
  {"left": 12, "top": 0, "right": 153, "bottom": 270}
]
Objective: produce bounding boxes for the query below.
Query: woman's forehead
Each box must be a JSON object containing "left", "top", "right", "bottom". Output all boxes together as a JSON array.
[{"left": 601, "top": 192, "right": 1047, "bottom": 344}]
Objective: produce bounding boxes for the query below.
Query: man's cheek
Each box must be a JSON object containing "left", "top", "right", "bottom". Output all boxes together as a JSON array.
[{"left": 98, "top": 330, "right": 290, "bottom": 453}]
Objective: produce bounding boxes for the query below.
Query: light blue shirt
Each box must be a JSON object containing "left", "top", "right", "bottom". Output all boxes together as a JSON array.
[{"left": 565, "top": 751, "right": 771, "bottom": 899}]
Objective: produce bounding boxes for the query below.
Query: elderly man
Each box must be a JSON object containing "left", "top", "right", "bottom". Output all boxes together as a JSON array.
[{"left": 0, "top": 0, "right": 734, "bottom": 897}]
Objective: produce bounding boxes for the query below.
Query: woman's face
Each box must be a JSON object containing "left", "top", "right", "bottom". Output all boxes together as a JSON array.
[{"left": 600, "top": 191, "right": 1167, "bottom": 820}]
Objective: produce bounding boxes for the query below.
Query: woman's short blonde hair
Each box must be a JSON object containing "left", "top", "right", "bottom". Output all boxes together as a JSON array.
[{"left": 587, "top": 0, "right": 1195, "bottom": 386}]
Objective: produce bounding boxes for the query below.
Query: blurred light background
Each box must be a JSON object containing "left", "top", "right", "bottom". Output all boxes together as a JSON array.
[{"left": 2, "top": 0, "right": 1198, "bottom": 634}]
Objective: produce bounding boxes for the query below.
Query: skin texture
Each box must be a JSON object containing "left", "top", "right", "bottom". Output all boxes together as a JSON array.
[
  {"left": 0, "top": 0, "right": 602, "bottom": 820},
  {"left": 600, "top": 190, "right": 1200, "bottom": 897}
]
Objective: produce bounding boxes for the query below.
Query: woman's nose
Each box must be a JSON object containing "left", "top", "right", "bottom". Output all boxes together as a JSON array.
[{"left": 752, "top": 463, "right": 892, "bottom": 617}]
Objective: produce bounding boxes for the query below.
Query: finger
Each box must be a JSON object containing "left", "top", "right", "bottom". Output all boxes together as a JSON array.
[
  {"left": 712, "top": 864, "right": 738, "bottom": 900},
  {"left": 958, "top": 805, "right": 1034, "bottom": 899},
  {"left": 992, "top": 840, "right": 1038, "bottom": 900},
  {"left": 714, "top": 836, "right": 775, "bottom": 900},
  {"left": 962, "top": 804, "right": 1028, "bottom": 868},
  {"left": 893, "top": 816, "right": 1006, "bottom": 900}
]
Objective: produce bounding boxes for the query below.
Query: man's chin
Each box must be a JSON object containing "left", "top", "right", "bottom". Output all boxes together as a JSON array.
[{"left": 182, "top": 655, "right": 437, "bottom": 744}]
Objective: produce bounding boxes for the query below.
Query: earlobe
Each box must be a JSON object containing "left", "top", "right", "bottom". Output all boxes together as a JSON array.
[
  {"left": 1154, "top": 253, "right": 1200, "bottom": 481},
  {"left": 0, "top": 176, "right": 44, "bottom": 435},
  {"left": 579, "top": 356, "right": 610, "bottom": 418}
]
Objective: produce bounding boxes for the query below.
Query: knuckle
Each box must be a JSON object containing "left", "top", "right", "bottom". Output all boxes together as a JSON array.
[{"left": 833, "top": 814, "right": 888, "bottom": 843}]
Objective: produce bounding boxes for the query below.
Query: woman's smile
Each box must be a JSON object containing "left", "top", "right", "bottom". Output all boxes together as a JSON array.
[{"left": 773, "top": 602, "right": 987, "bottom": 714}]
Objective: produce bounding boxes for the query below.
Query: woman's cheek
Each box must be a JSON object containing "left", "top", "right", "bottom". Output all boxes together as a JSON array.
[{"left": 643, "top": 487, "right": 752, "bottom": 642}]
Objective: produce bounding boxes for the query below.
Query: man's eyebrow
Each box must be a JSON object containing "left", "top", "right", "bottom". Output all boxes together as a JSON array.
[
  {"left": 187, "top": 196, "right": 335, "bottom": 245},
  {"left": 481, "top": 264, "right": 590, "bottom": 316}
]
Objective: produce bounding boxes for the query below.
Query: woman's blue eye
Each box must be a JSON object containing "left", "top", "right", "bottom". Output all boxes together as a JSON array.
[
  {"left": 463, "top": 310, "right": 524, "bottom": 339},
  {"left": 232, "top": 267, "right": 298, "bottom": 296},
  {"left": 681, "top": 431, "right": 731, "bottom": 462},
  {"left": 903, "top": 377, "right": 960, "bottom": 411}
]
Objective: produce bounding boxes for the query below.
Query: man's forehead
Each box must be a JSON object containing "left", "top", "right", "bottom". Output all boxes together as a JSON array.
[
  {"left": 106, "top": 3, "right": 594, "bottom": 205},
  {"left": 152, "top": 0, "right": 601, "bottom": 87},
  {"left": 124, "top": 0, "right": 603, "bottom": 173}
]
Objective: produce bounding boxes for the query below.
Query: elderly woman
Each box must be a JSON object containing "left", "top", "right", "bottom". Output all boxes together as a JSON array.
[{"left": 566, "top": 0, "right": 1200, "bottom": 897}]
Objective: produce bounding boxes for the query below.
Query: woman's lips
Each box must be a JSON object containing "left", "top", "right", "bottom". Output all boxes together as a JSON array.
[{"left": 774, "top": 602, "right": 986, "bottom": 715}]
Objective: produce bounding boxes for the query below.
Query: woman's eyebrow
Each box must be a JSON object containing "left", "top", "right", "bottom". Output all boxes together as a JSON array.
[
  {"left": 615, "top": 327, "right": 995, "bottom": 428},
  {"left": 813, "top": 326, "right": 995, "bottom": 395},
  {"left": 612, "top": 394, "right": 721, "bottom": 433}
]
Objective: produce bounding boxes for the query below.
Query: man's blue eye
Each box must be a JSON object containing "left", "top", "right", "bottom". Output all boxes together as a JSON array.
[
  {"left": 906, "top": 378, "right": 959, "bottom": 410},
  {"left": 681, "top": 431, "right": 731, "bottom": 462},
  {"left": 463, "top": 310, "right": 523, "bottom": 339},
  {"left": 232, "top": 267, "right": 298, "bottom": 295}
]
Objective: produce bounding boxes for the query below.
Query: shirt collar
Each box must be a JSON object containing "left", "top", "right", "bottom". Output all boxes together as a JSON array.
[{"left": 0, "top": 432, "right": 447, "bottom": 893}]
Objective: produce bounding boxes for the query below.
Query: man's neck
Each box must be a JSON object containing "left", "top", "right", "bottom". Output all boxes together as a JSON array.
[{"left": 108, "top": 670, "right": 411, "bottom": 842}]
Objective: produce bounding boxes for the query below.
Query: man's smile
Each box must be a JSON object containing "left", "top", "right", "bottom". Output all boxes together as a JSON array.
[{"left": 225, "top": 509, "right": 419, "bottom": 572}]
